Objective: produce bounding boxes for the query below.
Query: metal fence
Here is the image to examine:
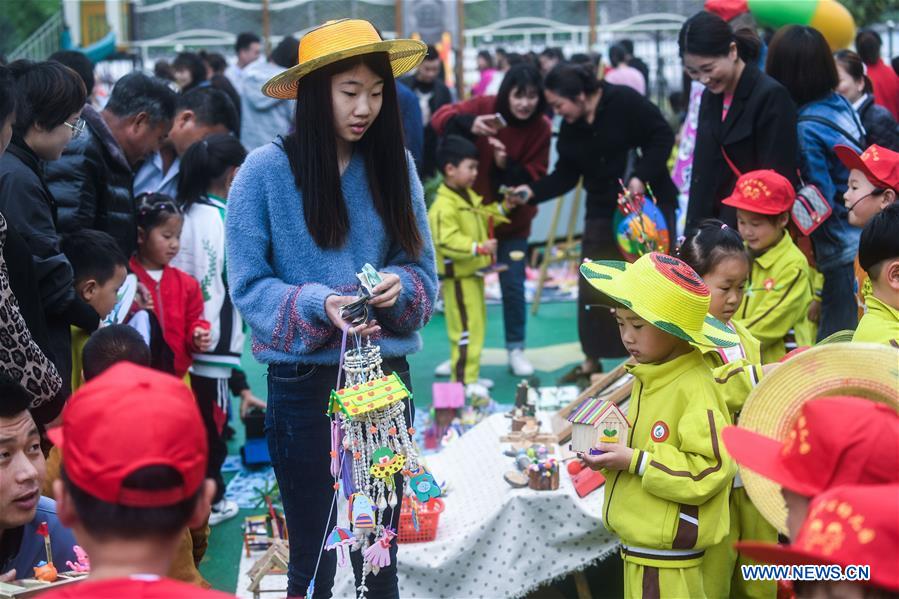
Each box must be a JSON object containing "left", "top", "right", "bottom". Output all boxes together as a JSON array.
[
  {"left": 8, "top": 11, "right": 64, "bottom": 62},
  {"left": 129, "top": 0, "right": 701, "bottom": 97}
]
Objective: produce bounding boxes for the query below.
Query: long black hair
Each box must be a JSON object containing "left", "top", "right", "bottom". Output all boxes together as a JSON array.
[
  {"left": 678, "top": 11, "right": 761, "bottom": 63},
  {"left": 543, "top": 63, "right": 600, "bottom": 101},
  {"left": 283, "top": 52, "right": 423, "bottom": 258},
  {"left": 677, "top": 219, "right": 750, "bottom": 277},
  {"left": 177, "top": 134, "right": 247, "bottom": 211},
  {"left": 495, "top": 63, "right": 546, "bottom": 125}
]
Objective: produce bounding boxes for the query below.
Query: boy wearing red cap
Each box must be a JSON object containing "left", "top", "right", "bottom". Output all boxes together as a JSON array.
[
  {"left": 853, "top": 204, "right": 899, "bottom": 346},
  {"left": 837, "top": 144, "right": 899, "bottom": 318},
  {"left": 579, "top": 253, "right": 739, "bottom": 598},
  {"left": 837, "top": 144, "right": 898, "bottom": 229},
  {"left": 737, "top": 484, "right": 899, "bottom": 598},
  {"left": 724, "top": 170, "right": 812, "bottom": 363},
  {"left": 41, "top": 363, "right": 231, "bottom": 598},
  {"left": 723, "top": 396, "right": 899, "bottom": 539}
]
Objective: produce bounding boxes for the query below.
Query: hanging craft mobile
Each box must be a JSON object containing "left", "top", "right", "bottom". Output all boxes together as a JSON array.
[
  {"left": 612, "top": 180, "right": 670, "bottom": 262},
  {"left": 314, "top": 264, "right": 439, "bottom": 599}
]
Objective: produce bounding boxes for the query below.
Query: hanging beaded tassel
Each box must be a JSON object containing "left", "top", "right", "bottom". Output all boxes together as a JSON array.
[{"left": 329, "top": 336, "right": 419, "bottom": 599}]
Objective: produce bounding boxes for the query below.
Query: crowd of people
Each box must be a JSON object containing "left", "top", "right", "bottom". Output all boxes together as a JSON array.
[{"left": 0, "top": 5, "right": 897, "bottom": 599}]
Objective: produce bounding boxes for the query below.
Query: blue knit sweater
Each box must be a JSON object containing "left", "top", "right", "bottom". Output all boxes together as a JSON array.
[{"left": 225, "top": 141, "right": 437, "bottom": 365}]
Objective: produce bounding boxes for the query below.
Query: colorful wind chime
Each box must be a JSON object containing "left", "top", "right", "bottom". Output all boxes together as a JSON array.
[{"left": 310, "top": 265, "right": 439, "bottom": 599}]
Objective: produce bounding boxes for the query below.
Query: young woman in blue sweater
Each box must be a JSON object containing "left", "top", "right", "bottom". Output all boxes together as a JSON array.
[{"left": 225, "top": 20, "right": 436, "bottom": 598}]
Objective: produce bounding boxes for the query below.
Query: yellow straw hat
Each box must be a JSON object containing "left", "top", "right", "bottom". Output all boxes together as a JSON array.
[
  {"left": 580, "top": 252, "right": 739, "bottom": 348},
  {"left": 736, "top": 343, "right": 899, "bottom": 535},
  {"left": 262, "top": 19, "right": 427, "bottom": 99}
]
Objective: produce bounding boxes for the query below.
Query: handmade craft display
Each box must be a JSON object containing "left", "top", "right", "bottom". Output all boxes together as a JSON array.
[
  {"left": 567, "top": 398, "right": 631, "bottom": 454},
  {"left": 612, "top": 181, "right": 670, "bottom": 261},
  {"left": 317, "top": 265, "right": 438, "bottom": 599}
]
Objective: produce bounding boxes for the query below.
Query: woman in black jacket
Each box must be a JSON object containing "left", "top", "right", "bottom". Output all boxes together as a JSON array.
[
  {"left": 512, "top": 64, "right": 678, "bottom": 379},
  {"left": 0, "top": 60, "right": 96, "bottom": 397},
  {"left": 680, "top": 11, "right": 799, "bottom": 230},
  {"left": 835, "top": 49, "right": 899, "bottom": 151}
]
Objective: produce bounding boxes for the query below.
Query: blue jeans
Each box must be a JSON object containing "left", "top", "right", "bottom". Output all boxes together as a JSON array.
[
  {"left": 497, "top": 237, "right": 528, "bottom": 349},
  {"left": 817, "top": 262, "right": 858, "bottom": 340},
  {"left": 266, "top": 358, "right": 413, "bottom": 598}
]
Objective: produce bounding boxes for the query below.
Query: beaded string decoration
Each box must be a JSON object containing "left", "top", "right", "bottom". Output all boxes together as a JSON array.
[
  {"left": 308, "top": 267, "right": 436, "bottom": 599},
  {"left": 329, "top": 334, "right": 419, "bottom": 597}
]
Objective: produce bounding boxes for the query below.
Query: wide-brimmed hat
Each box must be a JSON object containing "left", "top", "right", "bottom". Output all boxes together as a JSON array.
[
  {"left": 262, "top": 19, "right": 427, "bottom": 99},
  {"left": 723, "top": 396, "right": 899, "bottom": 498},
  {"left": 579, "top": 252, "right": 739, "bottom": 348},
  {"left": 731, "top": 343, "right": 899, "bottom": 535}
]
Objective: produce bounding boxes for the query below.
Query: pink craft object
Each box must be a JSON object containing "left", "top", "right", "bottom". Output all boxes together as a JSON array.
[
  {"left": 432, "top": 382, "right": 464, "bottom": 410},
  {"left": 65, "top": 545, "right": 90, "bottom": 572},
  {"left": 363, "top": 528, "right": 396, "bottom": 572}
]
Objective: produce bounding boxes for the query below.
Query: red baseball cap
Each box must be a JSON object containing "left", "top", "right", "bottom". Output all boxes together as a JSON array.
[
  {"left": 47, "top": 363, "right": 208, "bottom": 508},
  {"left": 704, "top": 0, "right": 749, "bottom": 22},
  {"left": 835, "top": 144, "right": 899, "bottom": 191},
  {"left": 721, "top": 170, "right": 795, "bottom": 215},
  {"left": 722, "top": 396, "right": 899, "bottom": 497},
  {"left": 737, "top": 484, "right": 899, "bottom": 592}
]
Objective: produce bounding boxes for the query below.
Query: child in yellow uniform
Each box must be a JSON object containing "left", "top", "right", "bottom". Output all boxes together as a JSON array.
[
  {"left": 678, "top": 220, "right": 778, "bottom": 599},
  {"left": 724, "top": 170, "right": 812, "bottom": 363},
  {"left": 428, "top": 135, "right": 511, "bottom": 385},
  {"left": 580, "top": 252, "right": 738, "bottom": 599},
  {"left": 853, "top": 204, "right": 899, "bottom": 346}
]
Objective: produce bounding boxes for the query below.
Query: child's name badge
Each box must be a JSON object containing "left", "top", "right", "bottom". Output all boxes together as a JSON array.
[{"left": 716, "top": 324, "right": 746, "bottom": 364}]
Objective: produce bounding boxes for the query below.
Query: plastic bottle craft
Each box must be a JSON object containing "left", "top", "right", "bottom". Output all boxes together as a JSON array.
[{"left": 316, "top": 265, "right": 438, "bottom": 599}]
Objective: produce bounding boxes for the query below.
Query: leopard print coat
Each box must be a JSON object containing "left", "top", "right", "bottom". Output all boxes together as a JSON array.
[{"left": 0, "top": 211, "right": 62, "bottom": 405}]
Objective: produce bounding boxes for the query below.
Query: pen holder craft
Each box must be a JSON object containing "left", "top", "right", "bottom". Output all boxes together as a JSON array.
[{"left": 527, "top": 458, "right": 560, "bottom": 491}]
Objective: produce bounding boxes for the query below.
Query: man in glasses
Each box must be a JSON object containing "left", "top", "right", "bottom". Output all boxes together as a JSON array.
[{"left": 46, "top": 73, "right": 177, "bottom": 258}]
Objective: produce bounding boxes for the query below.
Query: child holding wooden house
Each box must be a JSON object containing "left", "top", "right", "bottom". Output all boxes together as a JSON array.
[{"left": 578, "top": 252, "right": 737, "bottom": 598}]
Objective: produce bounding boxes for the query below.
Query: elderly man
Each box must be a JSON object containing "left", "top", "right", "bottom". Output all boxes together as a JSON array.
[
  {"left": 0, "top": 374, "right": 77, "bottom": 582},
  {"left": 45, "top": 73, "right": 176, "bottom": 257}
]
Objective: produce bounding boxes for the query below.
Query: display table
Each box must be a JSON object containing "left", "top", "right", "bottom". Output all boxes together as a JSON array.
[
  {"left": 334, "top": 412, "right": 617, "bottom": 598},
  {"left": 236, "top": 413, "right": 619, "bottom": 598}
]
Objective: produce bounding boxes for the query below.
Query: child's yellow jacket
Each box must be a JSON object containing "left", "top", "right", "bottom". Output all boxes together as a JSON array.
[
  {"left": 702, "top": 320, "right": 762, "bottom": 418},
  {"left": 603, "top": 350, "right": 736, "bottom": 568},
  {"left": 734, "top": 232, "right": 811, "bottom": 363},
  {"left": 427, "top": 183, "right": 508, "bottom": 278},
  {"left": 852, "top": 295, "right": 899, "bottom": 347}
]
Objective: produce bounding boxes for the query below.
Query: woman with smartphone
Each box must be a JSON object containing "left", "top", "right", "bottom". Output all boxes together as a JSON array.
[
  {"left": 431, "top": 64, "right": 551, "bottom": 377},
  {"left": 510, "top": 63, "right": 678, "bottom": 381}
]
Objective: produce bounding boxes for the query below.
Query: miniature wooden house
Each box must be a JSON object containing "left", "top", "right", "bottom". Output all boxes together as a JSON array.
[
  {"left": 246, "top": 540, "right": 290, "bottom": 599},
  {"left": 567, "top": 398, "right": 630, "bottom": 453}
]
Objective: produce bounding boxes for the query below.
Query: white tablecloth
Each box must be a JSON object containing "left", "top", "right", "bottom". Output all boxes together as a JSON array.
[{"left": 329, "top": 413, "right": 618, "bottom": 598}]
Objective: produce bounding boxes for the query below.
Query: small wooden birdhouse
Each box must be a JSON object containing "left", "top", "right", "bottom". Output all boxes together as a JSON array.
[{"left": 567, "top": 398, "right": 630, "bottom": 454}]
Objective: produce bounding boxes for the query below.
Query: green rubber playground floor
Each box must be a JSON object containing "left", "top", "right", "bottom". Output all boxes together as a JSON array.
[{"left": 200, "top": 300, "right": 624, "bottom": 594}]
